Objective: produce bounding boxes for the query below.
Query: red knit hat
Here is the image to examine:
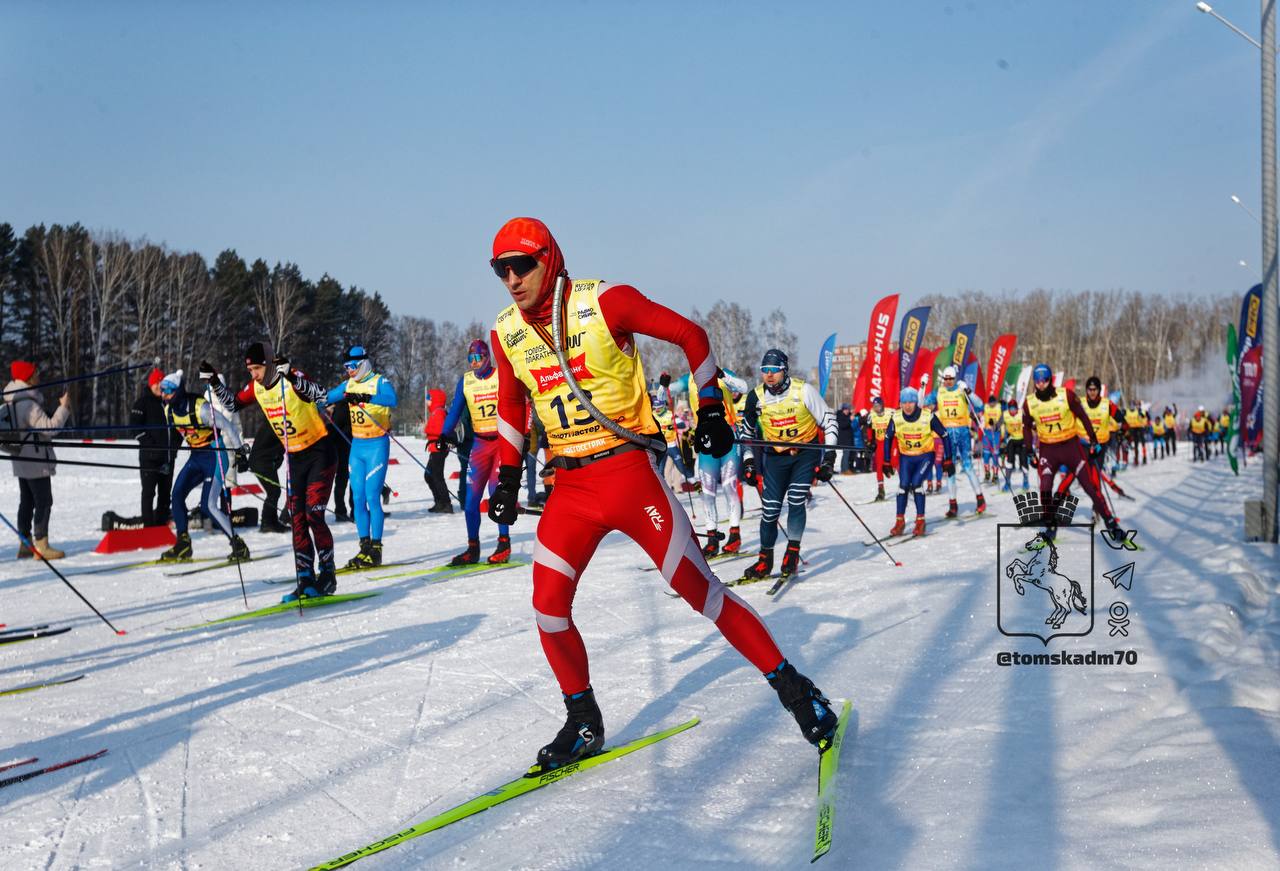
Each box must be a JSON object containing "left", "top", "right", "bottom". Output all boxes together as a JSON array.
[
  {"left": 491, "top": 217, "right": 565, "bottom": 323},
  {"left": 10, "top": 360, "right": 35, "bottom": 383},
  {"left": 147, "top": 367, "right": 165, "bottom": 387}
]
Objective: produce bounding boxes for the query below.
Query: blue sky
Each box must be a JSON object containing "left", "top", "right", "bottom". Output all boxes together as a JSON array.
[{"left": 2, "top": 1, "right": 1263, "bottom": 366}]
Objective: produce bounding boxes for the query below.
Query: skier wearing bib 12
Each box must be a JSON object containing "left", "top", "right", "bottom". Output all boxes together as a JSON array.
[
  {"left": 325, "top": 345, "right": 397, "bottom": 569},
  {"left": 439, "top": 338, "right": 511, "bottom": 566},
  {"left": 482, "top": 217, "right": 838, "bottom": 771},
  {"left": 203, "top": 344, "right": 339, "bottom": 602}
]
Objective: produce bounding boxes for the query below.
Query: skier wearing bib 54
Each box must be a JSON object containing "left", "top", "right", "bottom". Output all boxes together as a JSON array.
[{"left": 482, "top": 217, "right": 838, "bottom": 772}]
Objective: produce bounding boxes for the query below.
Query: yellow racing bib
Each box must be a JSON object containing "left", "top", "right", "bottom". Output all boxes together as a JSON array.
[
  {"left": 936, "top": 385, "right": 971, "bottom": 429},
  {"left": 495, "top": 280, "right": 657, "bottom": 459},
  {"left": 1026, "top": 390, "right": 1078, "bottom": 444},
  {"left": 752, "top": 380, "right": 819, "bottom": 450},
  {"left": 892, "top": 409, "right": 935, "bottom": 456},
  {"left": 462, "top": 369, "right": 500, "bottom": 436},
  {"left": 254, "top": 378, "right": 326, "bottom": 452},
  {"left": 168, "top": 397, "right": 214, "bottom": 448},
  {"left": 1003, "top": 410, "right": 1024, "bottom": 441},
  {"left": 345, "top": 374, "right": 392, "bottom": 439}
]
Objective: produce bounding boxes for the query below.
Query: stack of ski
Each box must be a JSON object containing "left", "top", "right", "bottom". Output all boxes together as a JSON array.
[
  {"left": 168, "top": 592, "right": 381, "bottom": 631},
  {"left": 0, "top": 625, "right": 71, "bottom": 646},
  {"left": 0, "top": 749, "right": 108, "bottom": 790}
]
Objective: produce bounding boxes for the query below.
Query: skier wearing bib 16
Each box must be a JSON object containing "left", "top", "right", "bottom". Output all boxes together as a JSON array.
[
  {"left": 1022, "top": 363, "right": 1124, "bottom": 541},
  {"left": 882, "top": 387, "right": 951, "bottom": 537},
  {"left": 481, "top": 217, "right": 838, "bottom": 771},
  {"left": 203, "top": 344, "right": 339, "bottom": 602},
  {"left": 438, "top": 338, "right": 511, "bottom": 566},
  {"left": 737, "top": 349, "right": 839, "bottom": 581},
  {"left": 325, "top": 345, "right": 397, "bottom": 569},
  {"left": 935, "top": 366, "right": 986, "bottom": 518},
  {"left": 158, "top": 370, "right": 250, "bottom": 564}
]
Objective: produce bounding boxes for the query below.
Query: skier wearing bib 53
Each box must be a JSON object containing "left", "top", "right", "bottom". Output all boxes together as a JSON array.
[{"left": 482, "top": 217, "right": 839, "bottom": 772}]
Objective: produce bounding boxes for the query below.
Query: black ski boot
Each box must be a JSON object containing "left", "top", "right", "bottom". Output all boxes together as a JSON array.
[
  {"left": 766, "top": 660, "right": 839, "bottom": 751},
  {"left": 723, "top": 526, "right": 742, "bottom": 553},
  {"left": 780, "top": 542, "right": 802, "bottom": 577},
  {"left": 346, "top": 537, "right": 375, "bottom": 569},
  {"left": 701, "top": 530, "right": 722, "bottom": 558},
  {"left": 945, "top": 499, "right": 959, "bottom": 519},
  {"left": 368, "top": 539, "right": 383, "bottom": 567},
  {"left": 741, "top": 548, "right": 773, "bottom": 581},
  {"left": 227, "top": 535, "right": 250, "bottom": 562},
  {"left": 315, "top": 564, "right": 338, "bottom": 597},
  {"left": 449, "top": 540, "right": 480, "bottom": 567},
  {"left": 533, "top": 688, "right": 606, "bottom": 773},
  {"left": 161, "top": 532, "right": 193, "bottom": 562},
  {"left": 487, "top": 535, "right": 512, "bottom": 565},
  {"left": 259, "top": 507, "right": 289, "bottom": 533}
]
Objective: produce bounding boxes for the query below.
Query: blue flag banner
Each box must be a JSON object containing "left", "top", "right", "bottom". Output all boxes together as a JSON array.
[
  {"left": 897, "top": 306, "right": 930, "bottom": 390},
  {"left": 1238, "top": 283, "right": 1263, "bottom": 367},
  {"left": 818, "top": 333, "right": 837, "bottom": 397},
  {"left": 949, "top": 323, "right": 977, "bottom": 370}
]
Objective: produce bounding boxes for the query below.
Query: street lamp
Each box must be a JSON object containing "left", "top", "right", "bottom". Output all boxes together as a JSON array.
[
  {"left": 1232, "top": 193, "right": 1263, "bottom": 225},
  {"left": 1241, "top": 259, "right": 1263, "bottom": 281},
  {"left": 1196, "top": 1, "right": 1279, "bottom": 542}
]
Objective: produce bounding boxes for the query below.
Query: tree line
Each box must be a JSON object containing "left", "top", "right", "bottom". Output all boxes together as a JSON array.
[
  {"left": 915, "top": 288, "right": 1235, "bottom": 400},
  {"left": 0, "top": 221, "right": 490, "bottom": 430}
]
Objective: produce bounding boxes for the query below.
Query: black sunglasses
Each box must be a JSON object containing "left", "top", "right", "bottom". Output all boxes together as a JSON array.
[{"left": 490, "top": 252, "right": 543, "bottom": 280}]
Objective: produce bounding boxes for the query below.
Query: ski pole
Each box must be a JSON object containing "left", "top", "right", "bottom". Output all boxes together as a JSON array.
[
  {"left": 41, "top": 441, "right": 220, "bottom": 453},
  {"left": 206, "top": 386, "right": 248, "bottom": 609},
  {"left": 1, "top": 456, "right": 164, "bottom": 472},
  {"left": 0, "top": 511, "right": 126, "bottom": 636},
  {"left": 1, "top": 362, "right": 153, "bottom": 397},
  {"left": 6, "top": 423, "right": 176, "bottom": 434},
  {"left": 825, "top": 480, "right": 901, "bottom": 567},
  {"left": 277, "top": 372, "right": 304, "bottom": 615},
  {"left": 736, "top": 438, "right": 865, "bottom": 453}
]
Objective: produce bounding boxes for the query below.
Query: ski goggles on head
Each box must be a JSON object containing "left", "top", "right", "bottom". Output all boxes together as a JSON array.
[
  {"left": 760, "top": 365, "right": 786, "bottom": 374},
  {"left": 489, "top": 251, "right": 543, "bottom": 279}
]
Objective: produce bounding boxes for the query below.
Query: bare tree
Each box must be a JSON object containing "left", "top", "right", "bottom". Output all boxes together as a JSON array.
[{"left": 252, "top": 265, "right": 306, "bottom": 353}]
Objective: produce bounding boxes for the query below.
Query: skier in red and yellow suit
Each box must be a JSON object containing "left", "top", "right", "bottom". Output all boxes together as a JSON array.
[{"left": 483, "top": 218, "right": 838, "bottom": 772}]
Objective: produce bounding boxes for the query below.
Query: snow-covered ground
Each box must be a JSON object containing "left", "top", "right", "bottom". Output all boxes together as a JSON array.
[{"left": 1, "top": 440, "right": 1277, "bottom": 870}]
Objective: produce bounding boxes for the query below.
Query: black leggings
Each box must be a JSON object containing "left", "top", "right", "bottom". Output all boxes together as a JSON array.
[
  {"left": 18, "top": 477, "right": 53, "bottom": 540},
  {"left": 251, "top": 435, "right": 285, "bottom": 514}
]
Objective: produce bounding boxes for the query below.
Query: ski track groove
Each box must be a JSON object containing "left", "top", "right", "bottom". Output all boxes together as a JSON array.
[
  {"left": 42, "top": 768, "right": 88, "bottom": 871},
  {"left": 391, "top": 659, "right": 434, "bottom": 816},
  {"left": 468, "top": 652, "right": 560, "bottom": 718},
  {"left": 256, "top": 698, "right": 402, "bottom": 750},
  {"left": 179, "top": 701, "right": 193, "bottom": 871},
  {"left": 124, "top": 747, "right": 162, "bottom": 854}
]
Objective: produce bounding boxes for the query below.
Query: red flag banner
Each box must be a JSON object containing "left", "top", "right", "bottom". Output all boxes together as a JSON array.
[
  {"left": 985, "top": 334, "right": 1018, "bottom": 402},
  {"left": 853, "top": 293, "right": 899, "bottom": 410}
]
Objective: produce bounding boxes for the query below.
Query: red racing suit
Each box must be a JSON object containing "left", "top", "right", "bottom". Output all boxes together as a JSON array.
[{"left": 492, "top": 282, "right": 784, "bottom": 695}]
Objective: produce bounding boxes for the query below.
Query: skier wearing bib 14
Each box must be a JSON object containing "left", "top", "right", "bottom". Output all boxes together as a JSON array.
[
  {"left": 935, "top": 366, "right": 986, "bottom": 518},
  {"left": 882, "top": 387, "right": 951, "bottom": 537},
  {"left": 438, "top": 338, "right": 511, "bottom": 566},
  {"left": 325, "top": 345, "right": 398, "bottom": 569},
  {"left": 481, "top": 217, "right": 839, "bottom": 771}
]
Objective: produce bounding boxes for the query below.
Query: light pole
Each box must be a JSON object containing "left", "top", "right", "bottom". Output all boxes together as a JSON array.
[
  {"left": 1197, "top": 1, "right": 1279, "bottom": 542},
  {"left": 1233, "top": 193, "right": 1264, "bottom": 225}
]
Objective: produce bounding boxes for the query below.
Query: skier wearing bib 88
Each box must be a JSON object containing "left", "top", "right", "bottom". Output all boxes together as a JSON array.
[
  {"left": 935, "top": 366, "right": 986, "bottom": 518},
  {"left": 438, "top": 338, "right": 512, "bottom": 566},
  {"left": 203, "top": 344, "right": 339, "bottom": 602},
  {"left": 325, "top": 345, "right": 397, "bottom": 569},
  {"left": 737, "top": 349, "right": 839, "bottom": 580},
  {"left": 482, "top": 217, "right": 838, "bottom": 771}
]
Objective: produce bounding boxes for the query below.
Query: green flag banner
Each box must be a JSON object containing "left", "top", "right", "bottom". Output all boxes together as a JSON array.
[{"left": 1226, "top": 323, "right": 1241, "bottom": 475}]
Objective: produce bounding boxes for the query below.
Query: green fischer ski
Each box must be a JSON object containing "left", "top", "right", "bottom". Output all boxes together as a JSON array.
[
  {"left": 308, "top": 716, "right": 700, "bottom": 870},
  {"left": 168, "top": 592, "right": 380, "bottom": 631},
  {"left": 73, "top": 555, "right": 224, "bottom": 576},
  {"left": 261, "top": 557, "right": 435, "bottom": 585},
  {"left": 0, "top": 674, "right": 85, "bottom": 697},
  {"left": 162, "top": 549, "right": 290, "bottom": 577},
  {"left": 368, "top": 559, "right": 528, "bottom": 583},
  {"left": 812, "top": 699, "right": 853, "bottom": 863}
]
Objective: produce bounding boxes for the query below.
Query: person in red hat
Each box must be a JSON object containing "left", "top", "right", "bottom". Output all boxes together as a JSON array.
[
  {"left": 4, "top": 360, "right": 71, "bottom": 559},
  {"left": 128, "top": 368, "right": 180, "bottom": 526},
  {"left": 482, "top": 217, "right": 839, "bottom": 773}
]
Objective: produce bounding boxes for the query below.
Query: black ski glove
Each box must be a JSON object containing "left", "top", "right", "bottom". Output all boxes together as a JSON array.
[
  {"left": 198, "top": 361, "right": 220, "bottom": 385},
  {"left": 694, "top": 401, "right": 734, "bottom": 458},
  {"left": 344, "top": 392, "right": 365, "bottom": 406},
  {"left": 942, "top": 458, "right": 956, "bottom": 476},
  {"left": 659, "top": 372, "right": 671, "bottom": 388},
  {"left": 235, "top": 444, "right": 251, "bottom": 473},
  {"left": 815, "top": 451, "right": 836, "bottom": 482},
  {"left": 882, "top": 462, "right": 894, "bottom": 478},
  {"left": 741, "top": 455, "right": 757, "bottom": 487},
  {"left": 487, "top": 464, "right": 522, "bottom": 525}
]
